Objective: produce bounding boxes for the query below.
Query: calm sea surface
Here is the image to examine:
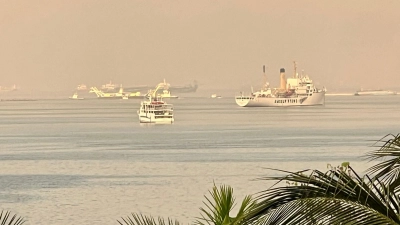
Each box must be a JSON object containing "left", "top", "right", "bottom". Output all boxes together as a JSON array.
[{"left": 1, "top": 95, "right": 400, "bottom": 224}]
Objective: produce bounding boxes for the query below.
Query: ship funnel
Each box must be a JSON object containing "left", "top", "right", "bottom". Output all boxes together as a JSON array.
[{"left": 280, "top": 68, "right": 287, "bottom": 90}]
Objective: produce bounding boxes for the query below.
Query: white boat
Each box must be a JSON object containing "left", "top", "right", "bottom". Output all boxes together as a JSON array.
[
  {"left": 146, "top": 80, "right": 178, "bottom": 99},
  {"left": 211, "top": 94, "right": 222, "bottom": 98},
  {"left": 235, "top": 62, "right": 326, "bottom": 107},
  {"left": 69, "top": 93, "right": 84, "bottom": 100},
  {"left": 101, "top": 80, "right": 117, "bottom": 91},
  {"left": 89, "top": 86, "right": 143, "bottom": 99},
  {"left": 158, "top": 89, "right": 178, "bottom": 99},
  {"left": 0, "top": 84, "right": 18, "bottom": 92},
  {"left": 354, "top": 89, "right": 397, "bottom": 96},
  {"left": 137, "top": 96, "right": 174, "bottom": 124},
  {"left": 76, "top": 84, "right": 87, "bottom": 90}
]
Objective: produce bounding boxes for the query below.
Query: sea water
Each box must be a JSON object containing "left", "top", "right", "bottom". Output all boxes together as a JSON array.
[{"left": 0, "top": 95, "right": 399, "bottom": 224}]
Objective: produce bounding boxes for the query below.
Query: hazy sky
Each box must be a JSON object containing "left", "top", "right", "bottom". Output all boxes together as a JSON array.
[{"left": 1, "top": 0, "right": 400, "bottom": 92}]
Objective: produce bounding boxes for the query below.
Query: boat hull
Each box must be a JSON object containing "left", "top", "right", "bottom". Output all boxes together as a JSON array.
[
  {"left": 138, "top": 115, "right": 174, "bottom": 124},
  {"left": 235, "top": 92, "right": 325, "bottom": 107}
]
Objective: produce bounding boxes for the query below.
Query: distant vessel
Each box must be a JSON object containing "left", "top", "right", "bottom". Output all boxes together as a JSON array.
[
  {"left": 125, "top": 80, "right": 198, "bottom": 93},
  {"left": 235, "top": 62, "right": 326, "bottom": 107},
  {"left": 90, "top": 86, "right": 143, "bottom": 99},
  {"left": 69, "top": 93, "right": 84, "bottom": 100},
  {"left": 0, "top": 84, "right": 18, "bottom": 92},
  {"left": 76, "top": 84, "right": 87, "bottom": 91},
  {"left": 354, "top": 89, "right": 397, "bottom": 96},
  {"left": 145, "top": 80, "right": 178, "bottom": 99},
  {"left": 169, "top": 80, "right": 198, "bottom": 93},
  {"left": 101, "top": 80, "right": 117, "bottom": 91},
  {"left": 137, "top": 97, "right": 174, "bottom": 124},
  {"left": 211, "top": 94, "right": 222, "bottom": 98}
]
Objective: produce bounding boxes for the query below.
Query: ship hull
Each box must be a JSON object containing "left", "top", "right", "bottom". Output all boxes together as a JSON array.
[
  {"left": 138, "top": 116, "right": 174, "bottom": 124},
  {"left": 235, "top": 92, "right": 325, "bottom": 107}
]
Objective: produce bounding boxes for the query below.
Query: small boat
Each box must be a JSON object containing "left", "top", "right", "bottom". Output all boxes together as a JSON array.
[
  {"left": 101, "top": 80, "right": 117, "bottom": 91},
  {"left": 122, "top": 95, "right": 129, "bottom": 100},
  {"left": 76, "top": 84, "right": 87, "bottom": 90},
  {"left": 145, "top": 80, "right": 179, "bottom": 99},
  {"left": 69, "top": 93, "right": 84, "bottom": 100},
  {"left": 211, "top": 94, "right": 222, "bottom": 98},
  {"left": 137, "top": 96, "right": 174, "bottom": 124}
]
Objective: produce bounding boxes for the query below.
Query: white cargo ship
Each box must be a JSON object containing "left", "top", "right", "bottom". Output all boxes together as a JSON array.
[{"left": 235, "top": 62, "right": 326, "bottom": 107}]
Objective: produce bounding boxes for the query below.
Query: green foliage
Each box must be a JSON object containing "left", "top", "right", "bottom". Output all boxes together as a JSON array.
[
  {"left": 117, "top": 213, "right": 182, "bottom": 225},
  {"left": 366, "top": 133, "right": 400, "bottom": 192},
  {"left": 245, "top": 133, "right": 400, "bottom": 224},
  {"left": 117, "top": 133, "right": 400, "bottom": 225},
  {"left": 0, "top": 210, "right": 25, "bottom": 225},
  {"left": 195, "top": 184, "right": 257, "bottom": 225}
]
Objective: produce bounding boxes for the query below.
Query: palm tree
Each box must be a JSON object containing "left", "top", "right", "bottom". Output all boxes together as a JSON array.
[
  {"left": 118, "top": 133, "right": 400, "bottom": 225},
  {"left": 0, "top": 210, "right": 25, "bottom": 225},
  {"left": 195, "top": 184, "right": 257, "bottom": 225},
  {"left": 117, "top": 184, "right": 257, "bottom": 225},
  {"left": 246, "top": 133, "right": 400, "bottom": 224},
  {"left": 117, "top": 214, "right": 182, "bottom": 225}
]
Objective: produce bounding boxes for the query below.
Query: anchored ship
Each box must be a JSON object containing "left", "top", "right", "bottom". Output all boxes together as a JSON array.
[
  {"left": 235, "top": 62, "right": 326, "bottom": 107},
  {"left": 125, "top": 80, "right": 198, "bottom": 93},
  {"left": 354, "top": 89, "right": 397, "bottom": 96},
  {"left": 89, "top": 86, "right": 143, "bottom": 99}
]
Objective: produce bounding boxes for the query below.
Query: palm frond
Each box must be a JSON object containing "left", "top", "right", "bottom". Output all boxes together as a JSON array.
[
  {"left": 365, "top": 133, "right": 400, "bottom": 191},
  {"left": 246, "top": 167, "right": 400, "bottom": 224},
  {"left": 195, "top": 184, "right": 258, "bottom": 225},
  {"left": 0, "top": 210, "right": 25, "bottom": 225},
  {"left": 254, "top": 198, "right": 397, "bottom": 225},
  {"left": 117, "top": 213, "right": 181, "bottom": 225}
]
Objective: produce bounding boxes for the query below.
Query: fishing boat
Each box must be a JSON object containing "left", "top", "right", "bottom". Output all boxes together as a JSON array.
[
  {"left": 235, "top": 62, "right": 326, "bottom": 107},
  {"left": 69, "top": 92, "right": 84, "bottom": 100},
  {"left": 76, "top": 84, "right": 87, "bottom": 91}
]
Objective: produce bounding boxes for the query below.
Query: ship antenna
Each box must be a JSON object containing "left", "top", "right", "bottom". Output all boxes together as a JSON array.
[
  {"left": 293, "top": 61, "right": 297, "bottom": 78},
  {"left": 263, "top": 65, "right": 267, "bottom": 89}
]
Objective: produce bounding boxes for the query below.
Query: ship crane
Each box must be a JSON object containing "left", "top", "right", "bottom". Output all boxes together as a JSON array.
[{"left": 146, "top": 79, "right": 170, "bottom": 99}]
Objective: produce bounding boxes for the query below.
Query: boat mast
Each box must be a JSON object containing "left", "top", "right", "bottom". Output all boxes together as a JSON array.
[
  {"left": 263, "top": 65, "right": 267, "bottom": 90},
  {"left": 293, "top": 61, "right": 297, "bottom": 78}
]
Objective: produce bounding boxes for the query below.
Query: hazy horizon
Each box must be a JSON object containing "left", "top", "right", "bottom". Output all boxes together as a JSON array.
[{"left": 1, "top": 1, "right": 400, "bottom": 94}]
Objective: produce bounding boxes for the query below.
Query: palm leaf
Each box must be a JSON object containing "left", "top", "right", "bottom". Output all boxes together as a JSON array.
[
  {"left": 365, "top": 133, "right": 400, "bottom": 191},
  {"left": 246, "top": 167, "right": 400, "bottom": 224},
  {"left": 254, "top": 198, "right": 397, "bottom": 225},
  {"left": 0, "top": 210, "right": 25, "bottom": 225},
  {"left": 117, "top": 213, "right": 181, "bottom": 225},
  {"left": 195, "top": 184, "right": 258, "bottom": 225}
]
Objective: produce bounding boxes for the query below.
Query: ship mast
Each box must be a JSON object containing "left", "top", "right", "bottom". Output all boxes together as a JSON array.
[
  {"left": 293, "top": 61, "right": 297, "bottom": 78},
  {"left": 263, "top": 65, "right": 267, "bottom": 90}
]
